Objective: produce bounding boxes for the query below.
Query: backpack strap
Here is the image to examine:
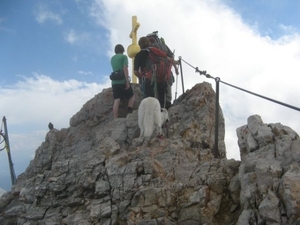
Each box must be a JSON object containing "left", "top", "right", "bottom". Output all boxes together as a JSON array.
[{"left": 151, "top": 66, "right": 159, "bottom": 100}]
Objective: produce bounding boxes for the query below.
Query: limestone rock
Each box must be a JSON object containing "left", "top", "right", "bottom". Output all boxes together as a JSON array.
[
  {"left": 1, "top": 83, "right": 300, "bottom": 224},
  {"left": 236, "top": 114, "right": 300, "bottom": 224}
]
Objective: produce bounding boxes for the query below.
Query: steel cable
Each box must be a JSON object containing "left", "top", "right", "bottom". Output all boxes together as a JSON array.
[{"left": 180, "top": 57, "right": 300, "bottom": 112}]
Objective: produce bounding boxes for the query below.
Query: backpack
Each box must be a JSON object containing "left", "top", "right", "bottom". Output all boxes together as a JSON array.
[
  {"left": 143, "top": 47, "right": 171, "bottom": 83},
  {"left": 146, "top": 31, "right": 168, "bottom": 53}
]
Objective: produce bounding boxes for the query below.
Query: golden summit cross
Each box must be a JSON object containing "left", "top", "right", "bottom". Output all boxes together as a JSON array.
[{"left": 127, "top": 16, "right": 140, "bottom": 84}]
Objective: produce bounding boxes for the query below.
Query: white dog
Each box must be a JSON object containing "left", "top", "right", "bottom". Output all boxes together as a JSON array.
[{"left": 138, "top": 97, "right": 169, "bottom": 138}]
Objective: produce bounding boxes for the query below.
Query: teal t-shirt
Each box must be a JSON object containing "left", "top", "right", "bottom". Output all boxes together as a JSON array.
[{"left": 110, "top": 54, "right": 128, "bottom": 85}]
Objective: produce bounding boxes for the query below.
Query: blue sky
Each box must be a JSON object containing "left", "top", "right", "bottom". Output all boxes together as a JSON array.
[
  {"left": 1, "top": 0, "right": 300, "bottom": 191},
  {"left": 1, "top": 0, "right": 111, "bottom": 85},
  {"left": 225, "top": 0, "right": 300, "bottom": 38}
]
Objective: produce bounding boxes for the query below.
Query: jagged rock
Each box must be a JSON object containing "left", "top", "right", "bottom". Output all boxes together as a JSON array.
[
  {"left": 236, "top": 114, "right": 300, "bottom": 225},
  {"left": 1, "top": 83, "right": 299, "bottom": 224},
  {"left": 69, "top": 84, "right": 143, "bottom": 127}
]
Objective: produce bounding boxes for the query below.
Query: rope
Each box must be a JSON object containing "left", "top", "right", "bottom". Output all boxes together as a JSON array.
[
  {"left": 220, "top": 80, "right": 300, "bottom": 112},
  {"left": 180, "top": 57, "right": 300, "bottom": 112}
]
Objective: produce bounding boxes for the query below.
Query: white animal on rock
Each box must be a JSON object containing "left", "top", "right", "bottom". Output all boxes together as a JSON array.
[{"left": 138, "top": 97, "right": 169, "bottom": 137}]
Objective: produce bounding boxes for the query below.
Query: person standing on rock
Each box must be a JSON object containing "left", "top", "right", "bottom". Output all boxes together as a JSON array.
[
  {"left": 110, "top": 44, "right": 135, "bottom": 118},
  {"left": 147, "top": 32, "right": 179, "bottom": 109},
  {"left": 134, "top": 37, "right": 167, "bottom": 109}
]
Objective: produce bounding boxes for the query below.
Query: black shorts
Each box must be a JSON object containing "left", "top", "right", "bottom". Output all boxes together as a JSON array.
[
  {"left": 112, "top": 84, "right": 134, "bottom": 100},
  {"left": 142, "top": 79, "right": 167, "bottom": 108}
]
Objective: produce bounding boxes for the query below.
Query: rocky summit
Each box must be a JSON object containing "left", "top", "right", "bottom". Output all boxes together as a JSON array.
[{"left": 0, "top": 82, "right": 300, "bottom": 225}]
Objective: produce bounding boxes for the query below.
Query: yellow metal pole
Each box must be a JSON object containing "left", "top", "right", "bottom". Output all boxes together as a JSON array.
[{"left": 127, "top": 16, "right": 140, "bottom": 84}]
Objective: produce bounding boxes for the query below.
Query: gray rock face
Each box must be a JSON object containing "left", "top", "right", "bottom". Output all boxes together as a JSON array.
[
  {"left": 236, "top": 114, "right": 300, "bottom": 225},
  {"left": 0, "top": 82, "right": 299, "bottom": 225}
]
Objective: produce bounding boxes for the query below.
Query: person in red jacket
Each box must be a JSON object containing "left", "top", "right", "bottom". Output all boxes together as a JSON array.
[{"left": 134, "top": 37, "right": 171, "bottom": 109}]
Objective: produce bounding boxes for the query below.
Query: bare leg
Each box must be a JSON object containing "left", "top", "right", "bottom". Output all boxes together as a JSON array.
[
  {"left": 128, "top": 93, "right": 135, "bottom": 108},
  {"left": 113, "top": 98, "right": 120, "bottom": 118}
]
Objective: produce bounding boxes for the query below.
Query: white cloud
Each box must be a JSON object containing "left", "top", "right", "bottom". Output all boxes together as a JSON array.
[
  {"left": 0, "top": 73, "right": 110, "bottom": 133},
  {"left": 89, "top": 0, "right": 108, "bottom": 27},
  {"left": 34, "top": 4, "right": 63, "bottom": 25},
  {"left": 64, "top": 29, "right": 93, "bottom": 46},
  {"left": 64, "top": 29, "right": 105, "bottom": 56},
  {"left": 279, "top": 24, "right": 298, "bottom": 35},
  {"left": 65, "top": 29, "right": 78, "bottom": 44},
  {"left": 78, "top": 70, "right": 93, "bottom": 76}
]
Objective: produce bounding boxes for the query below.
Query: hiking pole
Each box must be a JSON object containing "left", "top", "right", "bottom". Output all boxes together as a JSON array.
[{"left": 175, "top": 66, "right": 179, "bottom": 100}]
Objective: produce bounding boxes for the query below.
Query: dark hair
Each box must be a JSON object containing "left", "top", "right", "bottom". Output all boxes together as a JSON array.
[
  {"left": 138, "top": 37, "right": 150, "bottom": 49},
  {"left": 114, "top": 44, "right": 125, "bottom": 54},
  {"left": 148, "top": 37, "right": 155, "bottom": 44}
]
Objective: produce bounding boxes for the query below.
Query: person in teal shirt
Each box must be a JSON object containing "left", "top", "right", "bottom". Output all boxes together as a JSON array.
[{"left": 110, "top": 44, "right": 135, "bottom": 118}]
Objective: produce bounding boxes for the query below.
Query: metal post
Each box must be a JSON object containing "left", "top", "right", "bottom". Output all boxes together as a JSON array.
[
  {"left": 214, "top": 78, "right": 220, "bottom": 158},
  {"left": 2, "top": 116, "right": 16, "bottom": 185},
  {"left": 179, "top": 58, "right": 185, "bottom": 94},
  {"left": 174, "top": 69, "right": 179, "bottom": 100}
]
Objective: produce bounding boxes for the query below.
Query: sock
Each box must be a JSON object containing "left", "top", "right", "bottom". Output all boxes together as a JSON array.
[{"left": 128, "top": 107, "right": 133, "bottom": 113}]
